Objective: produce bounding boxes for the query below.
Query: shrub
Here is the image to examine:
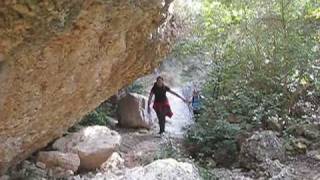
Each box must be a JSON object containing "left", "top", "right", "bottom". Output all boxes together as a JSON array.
[
  {"left": 184, "top": 0, "right": 319, "bottom": 167},
  {"left": 79, "top": 106, "right": 109, "bottom": 126},
  {"left": 127, "top": 81, "right": 145, "bottom": 94},
  {"left": 186, "top": 119, "right": 240, "bottom": 167}
]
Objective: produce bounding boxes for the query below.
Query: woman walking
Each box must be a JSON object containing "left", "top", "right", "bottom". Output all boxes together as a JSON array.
[{"left": 147, "top": 76, "right": 187, "bottom": 135}]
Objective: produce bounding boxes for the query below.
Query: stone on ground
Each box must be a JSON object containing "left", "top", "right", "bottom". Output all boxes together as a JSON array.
[
  {"left": 117, "top": 93, "right": 154, "bottom": 129},
  {"left": 100, "top": 152, "right": 124, "bottom": 173},
  {"left": 52, "top": 126, "right": 121, "bottom": 170},
  {"left": 210, "top": 168, "right": 254, "bottom": 180},
  {"left": 257, "top": 159, "right": 296, "bottom": 180},
  {"left": 123, "top": 158, "right": 200, "bottom": 180},
  {"left": 37, "top": 151, "right": 80, "bottom": 172},
  {"left": 239, "top": 131, "right": 285, "bottom": 169}
]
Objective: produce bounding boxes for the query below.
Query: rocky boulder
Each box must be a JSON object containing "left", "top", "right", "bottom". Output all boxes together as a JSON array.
[
  {"left": 239, "top": 131, "right": 285, "bottom": 169},
  {"left": 117, "top": 93, "right": 154, "bottom": 129},
  {"left": 257, "top": 159, "right": 296, "bottom": 180},
  {"left": 100, "top": 152, "right": 124, "bottom": 173},
  {"left": 52, "top": 126, "right": 121, "bottom": 171},
  {"left": 123, "top": 158, "right": 200, "bottom": 180},
  {"left": 0, "top": 0, "right": 176, "bottom": 174},
  {"left": 37, "top": 151, "right": 80, "bottom": 172}
]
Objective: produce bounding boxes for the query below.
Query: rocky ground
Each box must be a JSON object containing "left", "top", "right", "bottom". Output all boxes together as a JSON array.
[
  {"left": 2, "top": 86, "right": 320, "bottom": 180},
  {"left": 2, "top": 88, "right": 200, "bottom": 180}
]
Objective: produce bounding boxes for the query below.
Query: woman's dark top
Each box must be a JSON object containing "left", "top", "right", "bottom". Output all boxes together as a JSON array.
[{"left": 151, "top": 83, "right": 170, "bottom": 103}]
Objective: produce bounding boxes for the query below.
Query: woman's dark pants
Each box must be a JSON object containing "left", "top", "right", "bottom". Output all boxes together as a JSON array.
[{"left": 155, "top": 110, "right": 166, "bottom": 134}]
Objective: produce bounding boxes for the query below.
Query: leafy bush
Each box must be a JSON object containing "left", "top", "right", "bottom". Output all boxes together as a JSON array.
[
  {"left": 184, "top": 0, "right": 319, "bottom": 167},
  {"left": 186, "top": 119, "right": 240, "bottom": 167},
  {"left": 79, "top": 106, "right": 109, "bottom": 126},
  {"left": 127, "top": 82, "right": 145, "bottom": 94},
  {"left": 198, "top": 167, "right": 218, "bottom": 180}
]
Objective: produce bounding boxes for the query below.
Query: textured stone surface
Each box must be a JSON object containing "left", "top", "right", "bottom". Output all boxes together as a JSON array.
[
  {"left": 123, "top": 158, "right": 200, "bottom": 180},
  {"left": 100, "top": 152, "right": 124, "bottom": 173},
  {"left": 83, "top": 158, "right": 200, "bottom": 180},
  {"left": 52, "top": 126, "right": 121, "bottom": 171},
  {"left": 239, "top": 131, "right": 285, "bottom": 169},
  {"left": 117, "top": 93, "right": 154, "bottom": 129},
  {"left": 37, "top": 151, "right": 80, "bottom": 172},
  {"left": 0, "top": 0, "right": 175, "bottom": 174}
]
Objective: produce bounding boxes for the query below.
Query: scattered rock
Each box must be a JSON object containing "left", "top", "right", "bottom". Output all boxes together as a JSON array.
[
  {"left": 9, "top": 160, "right": 48, "bottom": 179},
  {"left": 265, "top": 118, "right": 282, "bottom": 132},
  {"left": 100, "top": 152, "right": 124, "bottom": 173},
  {"left": 53, "top": 126, "right": 121, "bottom": 170},
  {"left": 124, "top": 140, "right": 160, "bottom": 168},
  {"left": 291, "top": 138, "right": 308, "bottom": 154},
  {"left": 307, "top": 150, "right": 320, "bottom": 161},
  {"left": 50, "top": 166, "right": 75, "bottom": 179},
  {"left": 35, "top": 161, "right": 46, "bottom": 169},
  {"left": 37, "top": 151, "right": 80, "bottom": 172},
  {"left": 117, "top": 93, "right": 154, "bottom": 129},
  {"left": 138, "top": 129, "right": 150, "bottom": 134},
  {"left": 66, "top": 170, "right": 75, "bottom": 176},
  {"left": 204, "top": 157, "right": 216, "bottom": 168},
  {"left": 239, "top": 131, "right": 285, "bottom": 169},
  {"left": 123, "top": 158, "right": 200, "bottom": 180},
  {"left": 210, "top": 168, "right": 254, "bottom": 180},
  {"left": 258, "top": 159, "right": 296, "bottom": 180}
]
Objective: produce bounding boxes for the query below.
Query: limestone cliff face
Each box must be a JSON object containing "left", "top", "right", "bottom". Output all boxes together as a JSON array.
[{"left": 0, "top": 0, "right": 175, "bottom": 174}]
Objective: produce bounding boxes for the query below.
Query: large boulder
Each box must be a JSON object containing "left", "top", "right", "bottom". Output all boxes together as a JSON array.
[
  {"left": 71, "top": 159, "right": 200, "bottom": 180},
  {"left": 37, "top": 151, "right": 80, "bottom": 172},
  {"left": 117, "top": 93, "right": 154, "bottom": 129},
  {"left": 239, "top": 131, "right": 285, "bottom": 169},
  {"left": 52, "top": 126, "right": 121, "bottom": 171},
  {"left": 123, "top": 158, "right": 200, "bottom": 180},
  {"left": 0, "top": 0, "right": 176, "bottom": 174}
]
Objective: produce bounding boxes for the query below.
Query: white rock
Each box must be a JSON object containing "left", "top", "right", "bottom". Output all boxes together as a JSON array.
[
  {"left": 117, "top": 93, "right": 154, "bottom": 129},
  {"left": 53, "top": 126, "right": 121, "bottom": 170},
  {"left": 37, "top": 151, "right": 80, "bottom": 172},
  {"left": 36, "top": 161, "right": 46, "bottom": 169},
  {"left": 100, "top": 152, "right": 124, "bottom": 173},
  {"left": 123, "top": 158, "right": 200, "bottom": 180}
]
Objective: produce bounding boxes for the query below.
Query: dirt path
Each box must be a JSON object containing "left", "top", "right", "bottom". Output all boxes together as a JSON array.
[{"left": 116, "top": 87, "right": 194, "bottom": 168}]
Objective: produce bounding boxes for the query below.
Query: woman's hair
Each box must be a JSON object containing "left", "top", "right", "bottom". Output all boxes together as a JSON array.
[
  {"left": 156, "top": 76, "right": 164, "bottom": 81},
  {"left": 154, "top": 76, "right": 165, "bottom": 88}
]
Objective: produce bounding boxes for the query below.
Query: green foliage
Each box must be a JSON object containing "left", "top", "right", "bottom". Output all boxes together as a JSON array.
[
  {"left": 127, "top": 81, "right": 145, "bottom": 94},
  {"left": 198, "top": 167, "right": 218, "bottom": 180},
  {"left": 186, "top": 119, "right": 240, "bottom": 166},
  {"left": 184, "top": 0, "right": 320, "bottom": 167},
  {"left": 155, "top": 139, "right": 184, "bottom": 160},
  {"left": 79, "top": 106, "right": 109, "bottom": 126}
]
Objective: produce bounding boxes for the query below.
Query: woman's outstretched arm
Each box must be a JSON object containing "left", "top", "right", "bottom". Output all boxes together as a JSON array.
[{"left": 168, "top": 89, "right": 187, "bottom": 102}]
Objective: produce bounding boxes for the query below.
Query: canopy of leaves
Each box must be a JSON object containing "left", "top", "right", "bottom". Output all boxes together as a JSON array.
[{"left": 185, "top": 0, "right": 320, "bottom": 167}]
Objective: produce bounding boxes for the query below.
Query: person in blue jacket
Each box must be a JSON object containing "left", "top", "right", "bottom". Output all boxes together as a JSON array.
[{"left": 191, "top": 89, "right": 202, "bottom": 116}]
